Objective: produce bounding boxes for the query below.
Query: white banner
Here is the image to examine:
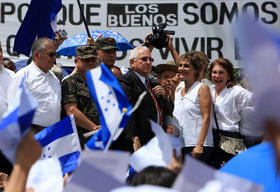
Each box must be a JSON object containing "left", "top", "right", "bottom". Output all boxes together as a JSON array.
[{"left": 1, "top": 0, "right": 280, "bottom": 68}]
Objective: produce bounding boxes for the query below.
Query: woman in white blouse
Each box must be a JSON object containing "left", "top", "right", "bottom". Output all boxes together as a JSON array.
[
  {"left": 173, "top": 52, "right": 213, "bottom": 164},
  {"left": 208, "top": 58, "right": 255, "bottom": 167}
]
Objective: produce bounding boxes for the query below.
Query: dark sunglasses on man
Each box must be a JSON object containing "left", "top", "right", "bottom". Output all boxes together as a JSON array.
[
  {"left": 139, "top": 56, "right": 154, "bottom": 62},
  {"left": 39, "top": 51, "right": 57, "bottom": 57}
]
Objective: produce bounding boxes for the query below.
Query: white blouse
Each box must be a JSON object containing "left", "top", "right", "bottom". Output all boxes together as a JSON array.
[
  {"left": 173, "top": 81, "right": 213, "bottom": 147},
  {"left": 211, "top": 85, "right": 253, "bottom": 135}
]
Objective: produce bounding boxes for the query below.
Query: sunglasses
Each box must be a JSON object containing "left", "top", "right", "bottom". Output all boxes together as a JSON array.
[
  {"left": 40, "top": 51, "right": 57, "bottom": 57},
  {"left": 138, "top": 57, "right": 154, "bottom": 62}
]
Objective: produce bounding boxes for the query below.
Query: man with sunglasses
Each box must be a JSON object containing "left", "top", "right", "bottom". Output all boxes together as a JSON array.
[
  {"left": 95, "top": 37, "right": 118, "bottom": 69},
  {"left": 111, "top": 46, "right": 172, "bottom": 152},
  {"left": 7, "top": 38, "right": 61, "bottom": 132},
  {"left": 61, "top": 45, "right": 100, "bottom": 149}
]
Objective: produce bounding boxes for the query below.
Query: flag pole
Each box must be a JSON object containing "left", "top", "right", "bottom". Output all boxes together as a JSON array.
[{"left": 76, "top": 0, "right": 91, "bottom": 37}]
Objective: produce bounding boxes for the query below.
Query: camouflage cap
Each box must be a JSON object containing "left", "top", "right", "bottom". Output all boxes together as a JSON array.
[
  {"left": 76, "top": 45, "right": 97, "bottom": 59},
  {"left": 95, "top": 37, "right": 118, "bottom": 50}
]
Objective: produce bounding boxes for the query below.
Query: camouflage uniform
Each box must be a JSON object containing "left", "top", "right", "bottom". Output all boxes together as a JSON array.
[
  {"left": 61, "top": 45, "right": 99, "bottom": 148},
  {"left": 62, "top": 72, "right": 99, "bottom": 147}
]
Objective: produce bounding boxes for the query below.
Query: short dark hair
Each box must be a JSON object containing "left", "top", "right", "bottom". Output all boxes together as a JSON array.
[
  {"left": 31, "top": 38, "right": 53, "bottom": 58},
  {"left": 130, "top": 166, "right": 177, "bottom": 188},
  {"left": 179, "top": 52, "right": 204, "bottom": 80},
  {"left": 208, "top": 58, "right": 236, "bottom": 87}
]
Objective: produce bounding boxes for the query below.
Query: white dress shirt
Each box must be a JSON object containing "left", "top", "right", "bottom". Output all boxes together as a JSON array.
[
  {"left": 211, "top": 85, "right": 253, "bottom": 134},
  {"left": 7, "top": 62, "right": 61, "bottom": 127},
  {"left": 0, "top": 65, "right": 15, "bottom": 119},
  {"left": 173, "top": 81, "right": 213, "bottom": 147}
]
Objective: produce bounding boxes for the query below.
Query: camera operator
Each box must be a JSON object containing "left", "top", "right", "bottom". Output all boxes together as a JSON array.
[
  {"left": 143, "top": 31, "right": 181, "bottom": 135},
  {"left": 144, "top": 33, "right": 180, "bottom": 101}
]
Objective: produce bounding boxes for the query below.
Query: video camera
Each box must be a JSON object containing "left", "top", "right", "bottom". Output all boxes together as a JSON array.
[{"left": 147, "top": 23, "right": 175, "bottom": 49}]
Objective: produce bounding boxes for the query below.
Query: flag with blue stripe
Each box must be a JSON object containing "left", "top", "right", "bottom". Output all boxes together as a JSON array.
[
  {"left": 13, "top": 0, "right": 62, "bottom": 56},
  {"left": 34, "top": 115, "right": 81, "bottom": 175},
  {"left": 0, "top": 78, "right": 37, "bottom": 163},
  {"left": 234, "top": 14, "right": 280, "bottom": 134},
  {"left": 86, "top": 63, "right": 132, "bottom": 150}
]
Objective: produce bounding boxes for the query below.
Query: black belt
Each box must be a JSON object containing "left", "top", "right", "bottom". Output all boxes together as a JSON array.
[{"left": 213, "top": 129, "right": 242, "bottom": 139}]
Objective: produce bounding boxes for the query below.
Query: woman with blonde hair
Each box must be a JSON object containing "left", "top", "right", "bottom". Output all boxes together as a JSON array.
[{"left": 173, "top": 52, "right": 213, "bottom": 164}]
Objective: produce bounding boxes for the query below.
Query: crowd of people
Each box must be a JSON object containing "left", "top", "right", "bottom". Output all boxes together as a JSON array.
[{"left": 0, "top": 28, "right": 279, "bottom": 192}]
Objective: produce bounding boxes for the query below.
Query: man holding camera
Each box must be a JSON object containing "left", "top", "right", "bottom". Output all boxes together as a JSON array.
[
  {"left": 144, "top": 28, "right": 180, "bottom": 98},
  {"left": 144, "top": 29, "right": 182, "bottom": 136}
]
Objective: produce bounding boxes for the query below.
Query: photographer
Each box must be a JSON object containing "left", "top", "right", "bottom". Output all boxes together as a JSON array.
[
  {"left": 143, "top": 28, "right": 181, "bottom": 135},
  {"left": 144, "top": 31, "right": 180, "bottom": 101}
]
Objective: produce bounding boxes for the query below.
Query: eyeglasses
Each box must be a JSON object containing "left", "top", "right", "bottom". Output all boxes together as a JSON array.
[
  {"left": 137, "top": 57, "right": 154, "bottom": 62},
  {"left": 39, "top": 51, "right": 57, "bottom": 57}
]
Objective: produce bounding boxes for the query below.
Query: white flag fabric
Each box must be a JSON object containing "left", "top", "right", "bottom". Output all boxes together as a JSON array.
[
  {"left": 34, "top": 115, "right": 81, "bottom": 174},
  {"left": 0, "top": 77, "right": 37, "bottom": 163},
  {"left": 172, "top": 156, "right": 263, "bottom": 192},
  {"left": 128, "top": 120, "right": 173, "bottom": 172},
  {"left": 26, "top": 157, "right": 63, "bottom": 192},
  {"left": 64, "top": 150, "right": 129, "bottom": 192},
  {"left": 128, "top": 137, "right": 168, "bottom": 172},
  {"left": 234, "top": 14, "right": 280, "bottom": 135},
  {"left": 111, "top": 185, "right": 179, "bottom": 192}
]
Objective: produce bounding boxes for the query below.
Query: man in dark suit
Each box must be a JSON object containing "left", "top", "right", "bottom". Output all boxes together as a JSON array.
[{"left": 111, "top": 46, "right": 173, "bottom": 152}]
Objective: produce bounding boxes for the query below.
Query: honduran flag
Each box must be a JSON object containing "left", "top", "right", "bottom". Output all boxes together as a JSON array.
[
  {"left": 0, "top": 77, "right": 37, "bottom": 163},
  {"left": 86, "top": 63, "right": 132, "bottom": 150},
  {"left": 34, "top": 115, "right": 81, "bottom": 174}
]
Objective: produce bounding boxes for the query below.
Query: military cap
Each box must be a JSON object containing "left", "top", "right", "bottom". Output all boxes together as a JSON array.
[
  {"left": 95, "top": 37, "right": 118, "bottom": 50},
  {"left": 76, "top": 45, "right": 97, "bottom": 59}
]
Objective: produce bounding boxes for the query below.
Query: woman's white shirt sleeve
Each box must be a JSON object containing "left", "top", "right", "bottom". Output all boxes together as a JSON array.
[{"left": 212, "top": 85, "right": 253, "bottom": 133}]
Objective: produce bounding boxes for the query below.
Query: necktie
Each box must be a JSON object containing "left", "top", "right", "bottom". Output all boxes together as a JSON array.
[{"left": 145, "top": 79, "right": 164, "bottom": 126}]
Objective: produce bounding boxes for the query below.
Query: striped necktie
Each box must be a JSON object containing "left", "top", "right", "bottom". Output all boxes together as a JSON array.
[{"left": 145, "top": 79, "right": 164, "bottom": 126}]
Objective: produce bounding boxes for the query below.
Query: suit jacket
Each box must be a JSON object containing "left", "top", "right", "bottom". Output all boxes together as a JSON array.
[{"left": 111, "top": 70, "right": 173, "bottom": 152}]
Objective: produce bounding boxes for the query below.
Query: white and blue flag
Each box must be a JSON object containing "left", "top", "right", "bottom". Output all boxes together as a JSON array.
[
  {"left": 86, "top": 63, "right": 132, "bottom": 150},
  {"left": 34, "top": 115, "right": 81, "bottom": 174},
  {"left": 13, "top": 0, "right": 62, "bottom": 56},
  {"left": 0, "top": 78, "right": 37, "bottom": 163},
  {"left": 234, "top": 15, "right": 280, "bottom": 134}
]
